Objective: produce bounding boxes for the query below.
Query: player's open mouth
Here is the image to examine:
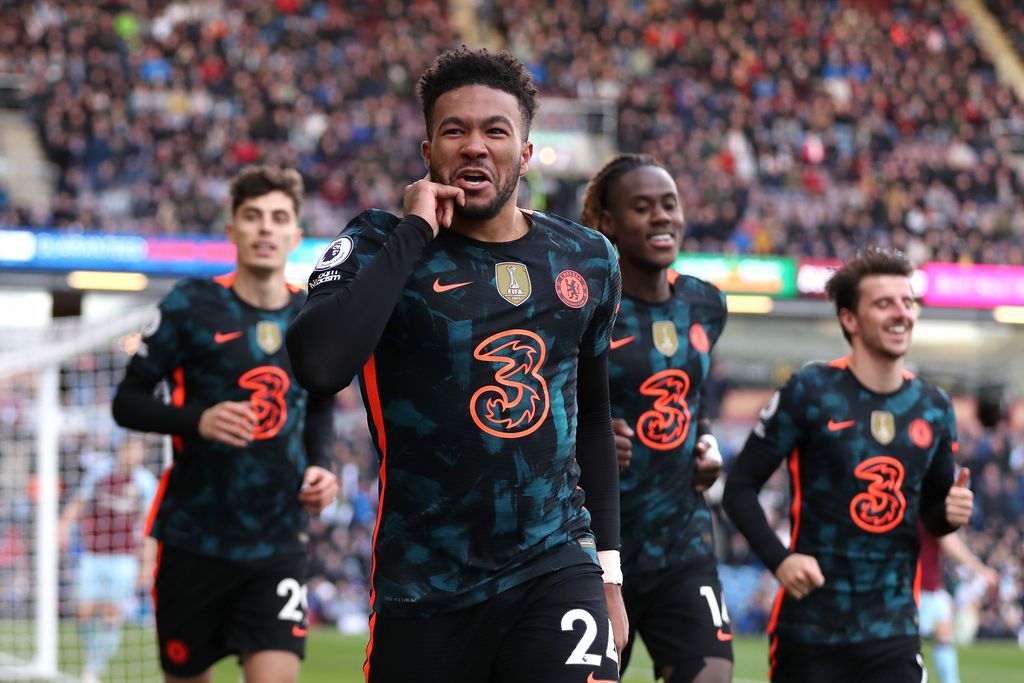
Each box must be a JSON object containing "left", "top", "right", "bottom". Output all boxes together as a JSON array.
[
  {"left": 648, "top": 232, "right": 676, "bottom": 247},
  {"left": 253, "top": 242, "right": 277, "bottom": 255},
  {"left": 455, "top": 169, "right": 492, "bottom": 190}
]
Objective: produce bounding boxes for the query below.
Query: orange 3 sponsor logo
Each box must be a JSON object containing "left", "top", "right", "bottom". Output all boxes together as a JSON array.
[
  {"left": 849, "top": 455, "right": 906, "bottom": 533},
  {"left": 636, "top": 369, "right": 692, "bottom": 451},
  {"left": 238, "top": 366, "right": 289, "bottom": 439},
  {"left": 470, "top": 330, "right": 550, "bottom": 439}
]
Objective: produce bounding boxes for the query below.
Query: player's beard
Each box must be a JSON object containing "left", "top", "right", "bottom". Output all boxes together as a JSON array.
[{"left": 431, "top": 163, "right": 520, "bottom": 221}]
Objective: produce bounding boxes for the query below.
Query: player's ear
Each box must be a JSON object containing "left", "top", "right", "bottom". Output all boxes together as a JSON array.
[
  {"left": 225, "top": 220, "right": 238, "bottom": 245},
  {"left": 597, "top": 209, "right": 616, "bottom": 243},
  {"left": 421, "top": 140, "right": 431, "bottom": 169},
  {"left": 838, "top": 307, "right": 858, "bottom": 337},
  {"left": 519, "top": 141, "right": 532, "bottom": 177},
  {"left": 288, "top": 225, "right": 303, "bottom": 252}
]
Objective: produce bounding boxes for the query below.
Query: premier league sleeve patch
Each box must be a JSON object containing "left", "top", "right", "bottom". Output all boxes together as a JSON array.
[{"left": 314, "top": 236, "right": 354, "bottom": 271}]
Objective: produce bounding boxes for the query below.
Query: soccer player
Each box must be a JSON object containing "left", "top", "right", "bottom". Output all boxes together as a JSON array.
[
  {"left": 286, "top": 47, "right": 625, "bottom": 682},
  {"left": 722, "top": 247, "right": 975, "bottom": 683},
  {"left": 59, "top": 436, "right": 158, "bottom": 683},
  {"left": 580, "top": 154, "right": 732, "bottom": 683},
  {"left": 918, "top": 522, "right": 999, "bottom": 683},
  {"left": 111, "top": 165, "right": 338, "bottom": 683}
]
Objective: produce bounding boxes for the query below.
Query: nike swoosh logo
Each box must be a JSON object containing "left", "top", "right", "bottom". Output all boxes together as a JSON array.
[
  {"left": 214, "top": 331, "right": 243, "bottom": 344},
  {"left": 828, "top": 419, "right": 856, "bottom": 432},
  {"left": 587, "top": 674, "right": 617, "bottom": 683},
  {"left": 609, "top": 336, "right": 635, "bottom": 350},
  {"left": 716, "top": 627, "right": 733, "bottom": 642},
  {"left": 291, "top": 625, "right": 308, "bottom": 638},
  {"left": 433, "top": 278, "right": 472, "bottom": 293}
]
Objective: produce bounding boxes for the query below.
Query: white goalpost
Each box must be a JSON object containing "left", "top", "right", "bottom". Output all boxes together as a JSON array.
[{"left": 0, "top": 305, "right": 164, "bottom": 683}]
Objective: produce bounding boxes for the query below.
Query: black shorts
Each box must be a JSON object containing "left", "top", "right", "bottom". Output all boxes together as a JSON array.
[
  {"left": 153, "top": 544, "right": 309, "bottom": 677},
  {"left": 620, "top": 559, "right": 733, "bottom": 679},
  {"left": 770, "top": 635, "right": 924, "bottom": 683},
  {"left": 365, "top": 563, "right": 620, "bottom": 683}
]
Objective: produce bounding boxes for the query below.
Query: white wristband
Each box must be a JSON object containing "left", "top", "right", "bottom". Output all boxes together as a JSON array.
[
  {"left": 598, "top": 550, "right": 623, "bottom": 585},
  {"left": 698, "top": 434, "right": 722, "bottom": 464}
]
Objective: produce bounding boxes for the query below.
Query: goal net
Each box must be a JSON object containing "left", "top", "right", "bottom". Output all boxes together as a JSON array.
[{"left": 0, "top": 305, "right": 164, "bottom": 683}]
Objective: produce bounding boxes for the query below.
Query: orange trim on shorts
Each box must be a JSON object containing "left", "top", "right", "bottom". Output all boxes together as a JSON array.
[
  {"left": 914, "top": 557, "right": 922, "bottom": 607},
  {"left": 151, "top": 541, "right": 164, "bottom": 613},
  {"left": 170, "top": 366, "right": 186, "bottom": 453},
  {"left": 144, "top": 463, "right": 175, "bottom": 536},
  {"left": 361, "top": 354, "right": 388, "bottom": 682},
  {"left": 768, "top": 634, "right": 779, "bottom": 679}
]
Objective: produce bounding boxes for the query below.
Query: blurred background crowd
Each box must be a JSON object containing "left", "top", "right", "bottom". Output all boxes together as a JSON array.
[
  {"left": 1, "top": 0, "right": 1024, "bottom": 264},
  {"left": 0, "top": 0, "right": 1022, "bottom": 647}
]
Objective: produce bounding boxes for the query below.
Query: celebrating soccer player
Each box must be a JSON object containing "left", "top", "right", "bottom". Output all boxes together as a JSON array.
[
  {"left": 581, "top": 154, "right": 732, "bottom": 683},
  {"left": 112, "top": 165, "right": 338, "bottom": 683},
  {"left": 723, "top": 247, "right": 975, "bottom": 682},
  {"left": 286, "top": 47, "right": 626, "bottom": 682}
]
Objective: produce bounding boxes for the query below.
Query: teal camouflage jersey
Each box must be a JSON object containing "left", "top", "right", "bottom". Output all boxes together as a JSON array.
[
  {"left": 308, "top": 209, "right": 620, "bottom": 617},
  {"left": 750, "top": 358, "right": 958, "bottom": 644},
  {"left": 608, "top": 272, "right": 726, "bottom": 573},
  {"left": 129, "top": 274, "right": 311, "bottom": 560}
]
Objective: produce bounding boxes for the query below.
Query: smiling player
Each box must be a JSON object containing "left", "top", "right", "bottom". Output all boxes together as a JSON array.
[{"left": 723, "top": 247, "right": 975, "bottom": 683}]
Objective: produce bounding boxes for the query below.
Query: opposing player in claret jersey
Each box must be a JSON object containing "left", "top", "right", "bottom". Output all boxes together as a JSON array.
[
  {"left": 581, "top": 154, "right": 732, "bottom": 683},
  {"left": 723, "top": 248, "right": 975, "bottom": 683},
  {"left": 112, "top": 165, "right": 338, "bottom": 683},
  {"left": 58, "top": 436, "right": 158, "bottom": 683},
  {"left": 286, "top": 47, "right": 625, "bottom": 683},
  {"left": 917, "top": 522, "right": 998, "bottom": 683}
]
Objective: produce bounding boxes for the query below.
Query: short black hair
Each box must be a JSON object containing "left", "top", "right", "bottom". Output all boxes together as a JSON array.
[
  {"left": 826, "top": 246, "right": 914, "bottom": 342},
  {"left": 229, "top": 165, "right": 304, "bottom": 217},
  {"left": 417, "top": 46, "right": 539, "bottom": 138},
  {"left": 580, "top": 153, "right": 663, "bottom": 230}
]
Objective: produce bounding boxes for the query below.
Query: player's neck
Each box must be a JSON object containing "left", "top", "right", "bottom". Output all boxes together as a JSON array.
[
  {"left": 847, "top": 349, "right": 905, "bottom": 393},
  {"left": 620, "top": 263, "right": 671, "bottom": 303},
  {"left": 231, "top": 267, "right": 291, "bottom": 310},
  {"left": 450, "top": 203, "right": 529, "bottom": 243}
]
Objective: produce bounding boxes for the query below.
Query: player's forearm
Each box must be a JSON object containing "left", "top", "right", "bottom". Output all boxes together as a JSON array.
[
  {"left": 303, "top": 392, "right": 335, "bottom": 470},
  {"left": 112, "top": 371, "right": 204, "bottom": 437},
  {"left": 575, "top": 353, "right": 620, "bottom": 551},
  {"left": 938, "top": 532, "right": 984, "bottom": 573},
  {"left": 722, "top": 439, "right": 791, "bottom": 571},
  {"left": 286, "top": 216, "right": 433, "bottom": 395},
  {"left": 920, "top": 440, "right": 958, "bottom": 536}
]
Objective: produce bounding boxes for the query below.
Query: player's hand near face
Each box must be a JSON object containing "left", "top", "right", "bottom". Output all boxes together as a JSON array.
[
  {"left": 199, "top": 401, "right": 256, "bottom": 447},
  {"left": 945, "top": 468, "right": 974, "bottom": 528},
  {"left": 775, "top": 553, "right": 825, "bottom": 600},
  {"left": 603, "top": 583, "right": 629, "bottom": 665},
  {"left": 404, "top": 173, "right": 466, "bottom": 236},
  {"left": 298, "top": 466, "right": 339, "bottom": 514},
  {"left": 611, "top": 419, "right": 634, "bottom": 473},
  {"left": 693, "top": 434, "right": 723, "bottom": 493}
]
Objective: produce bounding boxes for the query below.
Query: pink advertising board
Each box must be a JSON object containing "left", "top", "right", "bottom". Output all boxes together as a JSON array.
[{"left": 921, "top": 263, "right": 1024, "bottom": 308}]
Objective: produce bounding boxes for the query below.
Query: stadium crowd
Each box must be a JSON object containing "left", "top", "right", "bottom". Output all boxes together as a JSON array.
[
  {"left": 0, "top": 0, "right": 1022, "bottom": 653},
  {"left": 1, "top": 0, "right": 1024, "bottom": 265}
]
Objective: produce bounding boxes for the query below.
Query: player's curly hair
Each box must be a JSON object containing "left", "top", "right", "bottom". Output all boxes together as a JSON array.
[
  {"left": 417, "top": 46, "right": 539, "bottom": 139},
  {"left": 579, "top": 153, "right": 662, "bottom": 236},
  {"left": 229, "top": 165, "right": 304, "bottom": 217},
  {"left": 826, "top": 246, "right": 915, "bottom": 341}
]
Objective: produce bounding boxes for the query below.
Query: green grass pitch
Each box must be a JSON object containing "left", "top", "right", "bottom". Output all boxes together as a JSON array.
[{"left": 207, "top": 629, "right": 1023, "bottom": 682}]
